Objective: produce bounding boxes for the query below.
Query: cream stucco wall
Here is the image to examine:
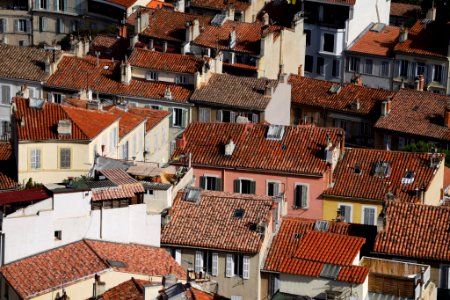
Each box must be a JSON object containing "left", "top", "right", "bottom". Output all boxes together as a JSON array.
[
  {"left": 145, "top": 116, "right": 170, "bottom": 163},
  {"left": 131, "top": 66, "right": 196, "bottom": 86}
]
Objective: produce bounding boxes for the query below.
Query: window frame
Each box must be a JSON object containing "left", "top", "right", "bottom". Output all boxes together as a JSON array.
[
  {"left": 433, "top": 64, "right": 443, "bottom": 83},
  {"left": 381, "top": 61, "right": 389, "bottom": 77},
  {"left": 348, "top": 56, "right": 360, "bottom": 73},
  {"left": 362, "top": 205, "right": 377, "bottom": 225},
  {"left": 323, "top": 33, "right": 335, "bottom": 53},
  {"left": 338, "top": 203, "right": 352, "bottom": 223},
  {"left": 175, "top": 75, "right": 188, "bottom": 84},
  {"left": 199, "top": 107, "right": 211, "bottom": 122},
  {"left": 364, "top": 59, "right": 373, "bottom": 75},
  {"left": 294, "top": 183, "right": 309, "bottom": 209},
  {"left": 30, "top": 148, "right": 41, "bottom": 170},
  {"left": 236, "top": 178, "right": 256, "bottom": 194},
  {"left": 59, "top": 147, "right": 71, "bottom": 169},
  {"left": 316, "top": 57, "right": 324, "bottom": 75},
  {"left": 266, "top": 180, "right": 280, "bottom": 197},
  {"left": 145, "top": 71, "right": 158, "bottom": 81},
  {"left": 305, "top": 55, "right": 313, "bottom": 73}
]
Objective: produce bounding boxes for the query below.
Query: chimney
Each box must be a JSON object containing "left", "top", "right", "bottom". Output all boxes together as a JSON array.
[
  {"left": 176, "top": 133, "right": 186, "bottom": 149},
  {"left": 444, "top": 106, "right": 450, "bottom": 127},
  {"left": 426, "top": 3, "right": 436, "bottom": 21},
  {"left": 164, "top": 87, "right": 172, "bottom": 100},
  {"left": 148, "top": 38, "right": 154, "bottom": 50},
  {"left": 226, "top": 5, "right": 235, "bottom": 21},
  {"left": 399, "top": 26, "right": 408, "bottom": 43},
  {"left": 229, "top": 26, "right": 236, "bottom": 49},
  {"left": 95, "top": 51, "right": 100, "bottom": 66},
  {"left": 162, "top": 274, "right": 177, "bottom": 289},
  {"left": 354, "top": 75, "right": 363, "bottom": 86},
  {"left": 298, "top": 64, "right": 303, "bottom": 76},
  {"left": 185, "top": 19, "right": 200, "bottom": 43},
  {"left": 417, "top": 74, "right": 424, "bottom": 91},
  {"left": 17, "top": 85, "right": 29, "bottom": 99},
  {"left": 264, "top": 80, "right": 274, "bottom": 97},
  {"left": 262, "top": 11, "right": 269, "bottom": 26},
  {"left": 44, "top": 55, "right": 52, "bottom": 75},
  {"left": 381, "top": 97, "right": 392, "bottom": 116},
  {"left": 92, "top": 274, "right": 106, "bottom": 298},
  {"left": 120, "top": 56, "right": 131, "bottom": 85},
  {"left": 57, "top": 119, "right": 72, "bottom": 135},
  {"left": 224, "top": 137, "right": 235, "bottom": 156}
]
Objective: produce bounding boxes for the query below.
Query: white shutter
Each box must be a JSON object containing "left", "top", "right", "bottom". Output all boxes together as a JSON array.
[
  {"left": 217, "top": 110, "right": 223, "bottom": 122},
  {"left": 242, "top": 256, "right": 250, "bottom": 279},
  {"left": 14, "top": 20, "right": 18, "bottom": 33},
  {"left": 175, "top": 249, "right": 181, "bottom": 265},
  {"left": 195, "top": 251, "right": 203, "bottom": 273},
  {"left": 212, "top": 252, "right": 218, "bottom": 276},
  {"left": 230, "top": 111, "right": 236, "bottom": 122},
  {"left": 226, "top": 254, "right": 233, "bottom": 277}
]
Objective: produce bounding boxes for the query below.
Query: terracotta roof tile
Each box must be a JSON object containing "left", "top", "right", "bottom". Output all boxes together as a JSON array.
[
  {"left": 91, "top": 186, "right": 136, "bottom": 201},
  {"left": 323, "top": 148, "right": 439, "bottom": 202},
  {"left": 14, "top": 97, "right": 119, "bottom": 141},
  {"left": 374, "top": 201, "right": 450, "bottom": 261},
  {"left": 0, "top": 142, "right": 18, "bottom": 190},
  {"left": 147, "top": 0, "right": 173, "bottom": 8},
  {"left": 99, "top": 168, "right": 142, "bottom": 186},
  {"left": 139, "top": 9, "right": 212, "bottom": 43},
  {"left": 0, "top": 44, "right": 59, "bottom": 82},
  {"left": 90, "top": 34, "right": 129, "bottom": 60},
  {"left": 190, "top": 0, "right": 249, "bottom": 11},
  {"left": 129, "top": 48, "right": 205, "bottom": 74},
  {"left": 46, "top": 56, "right": 192, "bottom": 103},
  {"left": 104, "top": 0, "right": 137, "bottom": 8},
  {"left": 374, "top": 89, "right": 450, "bottom": 141},
  {"left": 190, "top": 74, "right": 277, "bottom": 110},
  {"left": 105, "top": 107, "right": 146, "bottom": 138},
  {"left": 394, "top": 20, "right": 450, "bottom": 59},
  {"left": 348, "top": 25, "right": 400, "bottom": 57},
  {"left": 161, "top": 190, "right": 274, "bottom": 253},
  {"left": 193, "top": 20, "right": 282, "bottom": 54},
  {"left": 0, "top": 188, "right": 51, "bottom": 205},
  {"left": 290, "top": 76, "right": 395, "bottom": 116},
  {"left": 390, "top": 2, "right": 421, "bottom": 17},
  {"left": 100, "top": 278, "right": 156, "bottom": 300},
  {"left": 173, "top": 123, "right": 344, "bottom": 176},
  {"left": 128, "top": 106, "right": 170, "bottom": 131}
]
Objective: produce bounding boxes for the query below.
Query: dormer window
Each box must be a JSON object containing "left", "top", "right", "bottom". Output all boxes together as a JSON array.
[
  {"left": 374, "top": 161, "right": 391, "bottom": 178},
  {"left": 401, "top": 170, "right": 415, "bottom": 184},
  {"left": 175, "top": 75, "right": 187, "bottom": 85},
  {"left": 146, "top": 71, "right": 158, "bottom": 81}
]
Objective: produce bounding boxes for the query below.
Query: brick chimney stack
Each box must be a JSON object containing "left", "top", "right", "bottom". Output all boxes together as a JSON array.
[{"left": 417, "top": 74, "right": 424, "bottom": 91}]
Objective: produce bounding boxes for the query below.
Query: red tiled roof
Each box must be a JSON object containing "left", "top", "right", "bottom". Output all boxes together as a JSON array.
[
  {"left": 99, "top": 168, "right": 142, "bottom": 186},
  {"left": 14, "top": 97, "right": 119, "bottom": 141},
  {"left": 263, "top": 218, "right": 367, "bottom": 284},
  {"left": 323, "top": 148, "right": 439, "bottom": 202},
  {"left": 161, "top": 190, "right": 274, "bottom": 253},
  {"left": 90, "top": 34, "right": 129, "bottom": 60},
  {"left": 390, "top": 2, "right": 421, "bottom": 17},
  {"left": 0, "top": 188, "right": 51, "bottom": 205},
  {"left": 0, "top": 143, "right": 18, "bottom": 191},
  {"left": 190, "top": 0, "right": 249, "bottom": 11},
  {"left": 190, "top": 73, "right": 277, "bottom": 110},
  {"left": 85, "top": 239, "right": 185, "bottom": 278},
  {"left": 104, "top": 0, "right": 136, "bottom": 8},
  {"left": 105, "top": 107, "right": 146, "bottom": 138},
  {"left": 193, "top": 20, "right": 282, "bottom": 54},
  {"left": 173, "top": 123, "right": 344, "bottom": 176},
  {"left": 100, "top": 278, "right": 156, "bottom": 300},
  {"left": 46, "top": 56, "right": 193, "bottom": 103},
  {"left": 127, "top": 7, "right": 155, "bottom": 26},
  {"left": 348, "top": 25, "right": 400, "bottom": 57},
  {"left": 128, "top": 106, "right": 170, "bottom": 131},
  {"left": 92, "top": 186, "right": 136, "bottom": 201},
  {"left": 0, "top": 240, "right": 185, "bottom": 299},
  {"left": 317, "top": 0, "right": 355, "bottom": 5},
  {"left": 140, "top": 9, "right": 212, "bottom": 43},
  {"left": 0, "top": 44, "right": 59, "bottom": 82},
  {"left": 394, "top": 20, "right": 450, "bottom": 59},
  {"left": 374, "top": 201, "right": 450, "bottom": 261},
  {"left": 374, "top": 89, "right": 450, "bottom": 141},
  {"left": 147, "top": 0, "right": 173, "bottom": 8},
  {"left": 290, "top": 76, "right": 395, "bottom": 116},
  {"left": 129, "top": 48, "right": 205, "bottom": 74}
]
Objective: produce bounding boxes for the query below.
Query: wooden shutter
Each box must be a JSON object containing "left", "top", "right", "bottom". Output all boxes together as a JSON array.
[
  {"left": 217, "top": 110, "right": 223, "bottom": 122},
  {"left": 242, "top": 256, "right": 250, "bottom": 279},
  {"left": 226, "top": 254, "right": 233, "bottom": 277},
  {"left": 233, "top": 179, "right": 240, "bottom": 193},
  {"left": 195, "top": 251, "right": 203, "bottom": 273},
  {"left": 300, "top": 185, "right": 308, "bottom": 208},
  {"left": 249, "top": 181, "right": 256, "bottom": 194},
  {"left": 175, "top": 249, "right": 181, "bottom": 265},
  {"left": 168, "top": 108, "right": 174, "bottom": 127},
  {"left": 215, "top": 178, "right": 222, "bottom": 191},
  {"left": 212, "top": 252, "right": 218, "bottom": 276},
  {"left": 251, "top": 113, "right": 259, "bottom": 123},
  {"left": 181, "top": 109, "right": 187, "bottom": 128},
  {"left": 200, "top": 176, "right": 206, "bottom": 189},
  {"left": 230, "top": 111, "right": 236, "bottom": 123}
]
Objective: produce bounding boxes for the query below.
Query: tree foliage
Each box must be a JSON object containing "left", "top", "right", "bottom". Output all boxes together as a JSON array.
[{"left": 401, "top": 141, "right": 450, "bottom": 167}]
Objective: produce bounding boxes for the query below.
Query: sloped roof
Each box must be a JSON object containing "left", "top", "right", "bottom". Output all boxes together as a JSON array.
[
  {"left": 190, "top": 0, "right": 249, "bottom": 11},
  {"left": 129, "top": 48, "right": 205, "bottom": 74},
  {"left": 100, "top": 278, "right": 156, "bottom": 300},
  {"left": 128, "top": 106, "right": 170, "bottom": 131},
  {"left": 46, "top": 56, "right": 192, "bottom": 103},
  {"left": 0, "top": 188, "right": 51, "bottom": 205},
  {"left": 14, "top": 97, "right": 120, "bottom": 141},
  {"left": 89, "top": 34, "right": 129, "bottom": 60},
  {"left": 173, "top": 123, "right": 344, "bottom": 176},
  {"left": 0, "top": 142, "right": 18, "bottom": 190},
  {"left": 374, "top": 89, "right": 450, "bottom": 141},
  {"left": 105, "top": 107, "right": 146, "bottom": 138},
  {"left": 190, "top": 73, "right": 277, "bottom": 110},
  {"left": 348, "top": 25, "right": 400, "bottom": 57},
  {"left": 323, "top": 148, "right": 439, "bottom": 202},
  {"left": 390, "top": 2, "right": 420, "bottom": 17},
  {"left": 161, "top": 190, "right": 274, "bottom": 253},
  {"left": 290, "top": 76, "right": 394, "bottom": 116},
  {"left": 374, "top": 201, "right": 450, "bottom": 262}
]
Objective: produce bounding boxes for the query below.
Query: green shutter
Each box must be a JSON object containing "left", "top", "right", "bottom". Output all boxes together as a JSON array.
[
  {"left": 233, "top": 180, "right": 240, "bottom": 193},
  {"left": 215, "top": 178, "right": 222, "bottom": 191},
  {"left": 249, "top": 181, "right": 256, "bottom": 194},
  {"left": 200, "top": 176, "right": 206, "bottom": 189}
]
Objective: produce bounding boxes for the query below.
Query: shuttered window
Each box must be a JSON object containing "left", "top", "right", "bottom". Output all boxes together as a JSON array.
[
  {"left": 199, "top": 107, "right": 210, "bottom": 122},
  {"left": 267, "top": 181, "right": 279, "bottom": 197},
  {"left": 200, "top": 176, "right": 222, "bottom": 191},
  {"left": 294, "top": 185, "right": 308, "bottom": 208},
  {"left": 226, "top": 254, "right": 233, "bottom": 277},
  {"left": 30, "top": 148, "right": 41, "bottom": 169},
  {"left": 175, "top": 249, "right": 181, "bottom": 264},
  {"left": 363, "top": 207, "right": 376, "bottom": 225},
  {"left": 59, "top": 148, "right": 71, "bottom": 169},
  {"left": 339, "top": 204, "right": 352, "bottom": 223},
  {"left": 242, "top": 256, "right": 250, "bottom": 279},
  {"left": 195, "top": 251, "right": 203, "bottom": 273},
  {"left": 1, "top": 85, "right": 10, "bottom": 104},
  {"left": 234, "top": 179, "right": 255, "bottom": 194},
  {"left": 0, "top": 19, "right": 6, "bottom": 33},
  {"left": 212, "top": 252, "right": 218, "bottom": 276}
]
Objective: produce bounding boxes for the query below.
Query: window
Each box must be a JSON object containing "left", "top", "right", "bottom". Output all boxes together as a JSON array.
[
  {"left": 267, "top": 181, "right": 279, "bottom": 197},
  {"left": 383, "top": 134, "right": 391, "bottom": 150},
  {"left": 30, "top": 148, "right": 41, "bottom": 169},
  {"left": 15, "top": 19, "right": 28, "bottom": 32},
  {"left": 440, "top": 265, "right": 450, "bottom": 289},
  {"left": 362, "top": 206, "right": 376, "bottom": 225},
  {"left": 217, "top": 110, "right": 235, "bottom": 123},
  {"left": 168, "top": 248, "right": 181, "bottom": 264},
  {"left": 199, "top": 107, "right": 210, "bottom": 122},
  {"left": 339, "top": 204, "right": 352, "bottom": 222},
  {"left": 109, "top": 128, "right": 117, "bottom": 153},
  {"left": 416, "top": 62, "right": 425, "bottom": 76},
  {"left": 175, "top": 75, "right": 188, "bottom": 84},
  {"left": 36, "top": 0, "right": 47, "bottom": 9},
  {"left": 381, "top": 61, "right": 389, "bottom": 77},
  {"left": 146, "top": 71, "right": 158, "bottom": 81},
  {"left": 316, "top": 57, "right": 324, "bottom": 75},
  {"left": 59, "top": 148, "right": 71, "bottom": 169},
  {"left": 0, "top": 19, "right": 6, "bottom": 33},
  {"left": 364, "top": 59, "right": 373, "bottom": 75},
  {"left": 305, "top": 55, "right": 313, "bottom": 73},
  {"left": 58, "top": 0, "right": 65, "bottom": 11},
  {"left": 200, "top": 176, "right": 222, "bottom": 191},
  {"left": 52, "top": 93, "right": 64, "bottom": 104},
  {"left": 0, "top": 121, "right": 9, "bottom": 138},
  {"left": 234, "top": 179, "right": 256, "bottom": 194},
  {"left": 172, "top": 108, "right": 187, "bottom": 128},
  {"left": 294, "top": 184, "right": 308, "bottom": 208},
  {"left": 400, "top": 60, "right": 408, "bottom": 77},
  {"left": 70, "top": 20, "right": 79, "bottom": 32},
  {"left": 226, "top": 254, "right": 249, "bottom": 279},
  {"left": 54, "top": 230, "right": 62, "bottom": 240},
  {"left": 56, "top": 18, "right": 64, "bottom": 34},
  {"left": 145, "top": 189, "right": 154, "bottom": 195},
  {"left": 434, "top": 65, "right": 443, "bottom": 82},
  {"left": 332, "top": 59, "right": 340, "bottom": 77},
  {"left": 1, "top": 85, "right": 10, "bottom": 104},
  {"left": 323, "top": 33, "right": 334, "bottom": 52},
  {"left": 305, "top": 29, "right": 311, "bottom": 47},
  {"left": 195, "top": 251, "right": 218, "bottom": 275},
  {"left": 39, "top": 17, "right": 46, "bottom": 32},
  {"left": 348, "top": 56, "right": 360, "bottom": 72},
  {"left": 360, "top": 122, "right": 371, "bottom": 137},
  {"left": 121, "top": 141, "right": 129, "bottom": 160}
]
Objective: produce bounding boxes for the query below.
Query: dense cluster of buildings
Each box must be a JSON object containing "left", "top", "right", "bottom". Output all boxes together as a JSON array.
[{"left": 0, "top": 0, "right": 449, "bottom": 299}]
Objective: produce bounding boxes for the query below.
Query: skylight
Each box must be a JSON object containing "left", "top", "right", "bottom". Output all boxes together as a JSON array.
[
  {"left": 320, "top": 264, "right": 341, "bottom": 280},
  {"left": 374, "top": 161, "right": 391, "bottom": 178},
  {"left": 233, "top": 208, "right": 245, "bottom": 219},
  {"left": 183, "top": 188, "right": 201, "bottom": 203},
  {"left": 106, "top": 260, "right": 126, "bottom": 268},
  {"left": 266, "top": 125, "right": 285, "bottom": 141}
]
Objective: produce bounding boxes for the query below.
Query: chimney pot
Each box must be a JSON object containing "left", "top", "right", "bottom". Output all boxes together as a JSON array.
[{"left": 399, "top": 27, "right": 408, "bottom": 43}]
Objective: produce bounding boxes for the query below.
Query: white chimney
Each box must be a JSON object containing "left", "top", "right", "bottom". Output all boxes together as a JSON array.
[
  {"left": 121, "top": 56, "right": 131, "bottom": 85},
  {"left": 224, "top": 138, "right": 235, "bottom": 156},
  {"left": 57, "top": 120, "right": 72, "bottom": 135},
  {"left": 399, "top": 27, "right": 408, "bottom": 43}
]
